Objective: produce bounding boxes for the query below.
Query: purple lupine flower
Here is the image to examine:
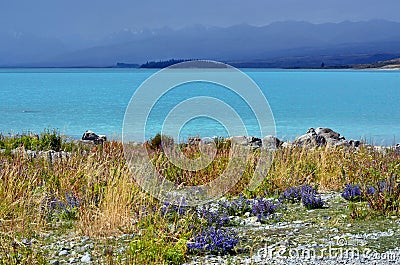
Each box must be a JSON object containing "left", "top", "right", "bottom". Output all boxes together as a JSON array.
[
  {"left": 341, "top": 184, "right": 362, "bottom": 201},
  {"left": 198, "top": 205, "right": 230, "bottom": 228},
  {"left": 279, "top": 184, "right": 317, "bottom": 203},
  {"left": 251, "top": 197, "right": 278, "bottom": 222},
  {"left": 301, "top": 192, "right": 324, "bottom": 209},
  {"left": 221, "top": 194, "right": 252, "bottom": 216},
  {"left": 187, "top": 226, "right": 238, "bottom": 254}
]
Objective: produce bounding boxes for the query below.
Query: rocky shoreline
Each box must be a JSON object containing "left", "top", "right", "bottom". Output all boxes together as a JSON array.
[
  {"left": 2, "top": 127, "right": 399, "bottom": 160},
  {"left": 68, "top": 127, "right": 400, "bottom": 150},
  {"left": 230, "top": 127, "right": 364, "bottom": 149}
]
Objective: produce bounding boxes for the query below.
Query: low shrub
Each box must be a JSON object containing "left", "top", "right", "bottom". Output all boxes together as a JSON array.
[
  {"left": 147, "top": 133, "right": 174, "bottom": 151},
  {"left": 365, "top": 177, "right": 400, "bottom": 215},
  {"left": 129, "top": 236, "right": 187, "bottom": 265},
  {"left": 0, "top": 129, "right": 63, "bottom": 152}
]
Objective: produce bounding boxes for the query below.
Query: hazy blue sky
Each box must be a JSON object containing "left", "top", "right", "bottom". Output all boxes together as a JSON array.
[{"left": 1, "top": 0, "right": 400, "bottom": 39}]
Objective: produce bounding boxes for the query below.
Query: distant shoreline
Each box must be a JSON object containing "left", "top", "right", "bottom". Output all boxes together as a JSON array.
[
  {"left": 1, "top": 56, "right": 399, "bottom": 70},
  {"left": 1, "top": 66, "right": 399, "bottom": 70}
]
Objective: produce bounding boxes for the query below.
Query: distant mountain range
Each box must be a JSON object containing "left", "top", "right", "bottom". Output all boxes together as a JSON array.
[{"left": 1, "top": 20, "right": 400, "bottom": 68}]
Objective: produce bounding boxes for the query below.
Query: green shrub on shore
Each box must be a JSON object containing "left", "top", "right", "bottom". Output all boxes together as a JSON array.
[
  {"left": 146, "top": 133, "right": 174, "bottom": 151},
  {"left": 0, "top": 129, "right": 64, "bottom": 152},
  {"left": 127, "top": 214, "right": 190, "bottom": 265}
]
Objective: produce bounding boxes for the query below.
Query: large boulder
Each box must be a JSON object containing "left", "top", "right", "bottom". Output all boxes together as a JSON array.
[
  {"left": 81, "top": 130, "right": 107, "bottom": 144},
  {"left": 342, "top": 139, "right": 362, "bottom": 148},
  {"left": 228, "top": 135, "right": 282, "bottom": 149},
  {"left": 229, "top": 136, "right": 262, "bottom": 148},
  {"left": 293, "top": 127, "right": 357, "bottom": 148},
  {"left": 262, "top": 135, "right": 282, "bottom": 150}
]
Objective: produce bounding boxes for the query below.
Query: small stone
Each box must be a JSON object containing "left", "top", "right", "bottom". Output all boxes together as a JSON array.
[
  {"left": 68, "top": 257, "right": 78, "bottom": 263},
  {"left": 81, "top": 253, "right": 92, "bottom": 263},
  {"left": 58, "top": 250, "right": 69, "bottom": 256},
  {"left": 50, "top": 260, "right": 59, "bottom": 265},
  {"left": 118, "top": 246, "right": 127, "bottom": 253},
  {"left": 119, "top": 234, "right": 130, "bottom": 239},
  {"left": 83, "top": 243, "right": 94, "bottom": 251},
  {"left": 41, "top": 233, "right": 51, "bottom": 239},
  {"left": 77, "top": 246, "right": 85, "bottom": 253},
  {"left": 347, "top": 223, "right": 352, "bottom": 227},
  {"left": 81, "top": 236, "right": 90, "bottom": 243},
  {"left": 245, "top": 216, "right": 259, "bottom": 225}
]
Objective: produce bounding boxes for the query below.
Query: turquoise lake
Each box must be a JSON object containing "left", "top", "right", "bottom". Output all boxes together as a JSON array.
[{"left": 0, "top": 68, "right": 399, "bottom": 145}]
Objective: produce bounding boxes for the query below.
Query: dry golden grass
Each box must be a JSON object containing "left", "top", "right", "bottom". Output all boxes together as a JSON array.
[{"left": 0, "top": 140, "right": 399, "bottom": 239}]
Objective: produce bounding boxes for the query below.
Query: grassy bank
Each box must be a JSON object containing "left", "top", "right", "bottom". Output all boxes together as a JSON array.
[{"left": 0, "top": 132, "right": 399, "bottom": 264}]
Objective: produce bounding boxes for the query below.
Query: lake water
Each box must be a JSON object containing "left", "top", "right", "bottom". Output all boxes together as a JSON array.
[{"left": 0, "top": 68, "right": 399, "bottom": 145}]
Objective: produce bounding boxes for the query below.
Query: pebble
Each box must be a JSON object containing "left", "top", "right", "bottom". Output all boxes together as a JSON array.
[
  {"left": 68, "top": 257, "right": 78, "bottom": 263},
  {"left": 81, "top": 253, "right": 92, "bottom": 263},
  {"left": 82, "top": 243, "right": 94, "bottom": 251},
  {"left": 245, "top": 216, "right": 259, "bottom": 225},
  {"left": 58, "top": 250, "right": 68, "bottom": 256}
]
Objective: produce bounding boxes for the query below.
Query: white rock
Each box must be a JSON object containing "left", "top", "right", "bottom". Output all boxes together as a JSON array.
[
  {"left": 80, "top": 253, "right": 92, "bottom": 263},
  {"left": 58, "top": 250, "right": 68, "bottom": 256},
  {"left": 68, "top": 257, "right": 78, "bottom": 263}
]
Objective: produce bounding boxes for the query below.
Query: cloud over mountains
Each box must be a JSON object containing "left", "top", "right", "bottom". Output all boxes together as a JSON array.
[{"left": 1, "top": 20, "right": 400, "bottom": 67}]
